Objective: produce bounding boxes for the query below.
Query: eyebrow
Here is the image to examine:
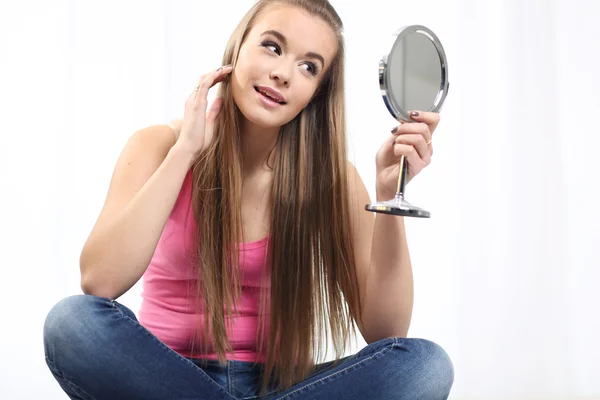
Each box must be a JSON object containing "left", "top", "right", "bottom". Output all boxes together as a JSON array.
[{"left": 260, "top": 30, "right": 326, "bottom": 69}]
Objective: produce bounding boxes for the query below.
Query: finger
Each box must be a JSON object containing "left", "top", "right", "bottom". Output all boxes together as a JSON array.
[
  {"left": 195, "top": 65, "right": 233, "bottom": 100},
  {"left": 393, "top": 143, "right": 426, "bottom": 170},
  {"left": 392, "top": 122, "right": 432, "bottom": 149},
  {"left": 206, "top": 97, "right": 223, "bottom": 122},
  {"left": 394, "top": 133, "right": 431, "bottom": 162},
  {"left": 197, "top": 65, "right": 233, "bottom": 87},
  {"left": 204, "top": 97, "right": 223, "bottom": 146},
  {"left": 408, "top": 111, "right": 440, "bottom": 134}
]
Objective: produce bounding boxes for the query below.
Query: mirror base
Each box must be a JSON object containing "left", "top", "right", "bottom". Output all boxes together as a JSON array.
[{"left": 365, "top": 198, "right": 431, "bottom": 218}]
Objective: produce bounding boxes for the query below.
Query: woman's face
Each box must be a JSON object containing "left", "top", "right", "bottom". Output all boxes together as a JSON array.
[{"left": 231, "top": 4, "right": 338, "bottom": 130}]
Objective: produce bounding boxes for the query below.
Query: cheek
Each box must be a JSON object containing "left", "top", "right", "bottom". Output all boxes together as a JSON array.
[
  {"left": 232, "top": 49, "right": 251, "bottom": 84},
  {"left": 295, "top": 86, "right": 318, "bottom": 110},
  {"left": 230, "top": 72, "right": 243, "bottom": 105},
  {"left": 230, "top": 64, "right": 251, "bottom": 104},
  {"left": 236, "top": 47, "right": 262, "bottom": 79}
]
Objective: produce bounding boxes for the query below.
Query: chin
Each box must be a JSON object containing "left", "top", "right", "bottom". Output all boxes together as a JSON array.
[
  {"left": 236, "top": 103, "right": 295, "bottom": 131},
  {"left": 249, "top": 117, "right": 283, "bottom": 130},
  {"left": 232, "top": 86, "right": 301, "bottom": 131}
]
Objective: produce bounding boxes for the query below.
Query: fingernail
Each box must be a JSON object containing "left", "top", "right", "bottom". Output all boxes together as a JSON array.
[
  {"left": 391, "top": 126, "right": 398, "bottom": 134},
  {"left": 216, "top": 67, "right": 223, "bottom": 72},
  {"left": 410, "top": 111, "right": 420, "bottom": 118}
]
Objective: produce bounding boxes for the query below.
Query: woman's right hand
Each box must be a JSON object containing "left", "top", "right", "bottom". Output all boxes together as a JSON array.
[{"left": 172, "top": 65, "right": 233, "bottom": 157}]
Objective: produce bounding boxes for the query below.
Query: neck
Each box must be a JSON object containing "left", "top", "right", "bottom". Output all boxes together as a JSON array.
[{"left": 239, "top": 119, "right": 280, "bottom": 175}]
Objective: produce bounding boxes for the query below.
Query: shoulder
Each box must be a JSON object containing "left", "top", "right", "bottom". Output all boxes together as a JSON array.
[
  {"left": 346, "top": 161, "right": 359, "bottom": 179},
  {"left": 128, "top": 122, "right": 178, "bottom": 150},
  {"left": 345, "top": 161, "right": 370, "bottom": 203},
  {"left": 166, "top": 119, "right": 183, "bottom": 141}
]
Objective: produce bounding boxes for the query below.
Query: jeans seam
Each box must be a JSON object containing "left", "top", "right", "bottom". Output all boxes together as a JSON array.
[
  {"left": 240, "top": 384, "right": 277, "bottom": 399},
  {"left": 275, "top": 344, "right": 395, "bottom": 399},
  {"left": 110, "top": 300, "right": 236, "bottom": 400},
  {"left": 46, "top": 356, "right": 97, "bottom": 400},
  {"left": 228, "top": 360, "right": 234, "bottom": 397}
]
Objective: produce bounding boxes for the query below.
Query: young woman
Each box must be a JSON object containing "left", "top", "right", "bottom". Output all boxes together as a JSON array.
[{"left": 43, "top": 0, "right": 454, "bottom": 398}]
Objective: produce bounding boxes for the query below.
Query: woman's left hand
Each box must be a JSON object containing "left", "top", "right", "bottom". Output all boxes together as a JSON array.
[{"left": 375, "top": 111, "right": 440, "bottom": 199}]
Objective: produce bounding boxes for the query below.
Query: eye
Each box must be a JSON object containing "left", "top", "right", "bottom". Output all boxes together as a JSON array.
[
  {"left": 301, "top": 62, "right": 319, "bottom": 76},
  {"left": 261, "top": 40, "right": 281, "bottom": 55}
]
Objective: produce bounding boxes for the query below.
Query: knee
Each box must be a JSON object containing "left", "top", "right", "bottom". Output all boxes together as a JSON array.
[
  {"left": 43, "top": 294, "right": 112, "bottom": 361},
  {"left": 393, "top": 338, "right": 454, "bottom": 397}
]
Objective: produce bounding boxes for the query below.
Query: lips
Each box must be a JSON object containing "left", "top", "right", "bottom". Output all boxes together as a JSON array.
[{"left": 254, "top": 85, "right": 286, "bottom": 104}]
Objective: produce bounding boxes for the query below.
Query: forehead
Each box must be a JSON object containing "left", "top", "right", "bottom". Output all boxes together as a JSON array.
[{"left": 250, "top": 5, "right": 338, "bottom": 64}]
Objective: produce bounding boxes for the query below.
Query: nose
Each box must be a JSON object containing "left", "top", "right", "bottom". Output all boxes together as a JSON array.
[{"left": 269, "top": 63, "right": 292, "bottom": 87}]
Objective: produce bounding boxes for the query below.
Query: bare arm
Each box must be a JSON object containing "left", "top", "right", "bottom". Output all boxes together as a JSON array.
[
  {"left": 80, "top": 66, "right": 232, "bottom": 300},
  {"left": 347, "top": 162, "right": 413, "bottom": 343},
  {"left": 79, "top": 124, "right": 195, "bottom": 300}
]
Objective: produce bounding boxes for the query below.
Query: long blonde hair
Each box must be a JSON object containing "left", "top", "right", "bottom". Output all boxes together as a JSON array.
[{"left": 189, "top": 0, "right": 363, "bottom": 394}]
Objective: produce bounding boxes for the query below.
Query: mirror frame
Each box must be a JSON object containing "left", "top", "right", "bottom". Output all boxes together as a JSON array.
[{"left": 379, "top": 25, "right": 450, "bottom": 122}]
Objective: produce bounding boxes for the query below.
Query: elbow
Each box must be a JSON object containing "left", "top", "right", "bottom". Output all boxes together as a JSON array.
[
  {"left": 363, "top": 328, "right": 409, "bottom": 344},
  {"left": 359, "top": 315, "right": 412, "bottom": 344},
  {"left": 79, "top": 254, "right": 120, "bottom": 300},
  {"left": 80, "top": 276, "right": 118, "bottom": 300}
]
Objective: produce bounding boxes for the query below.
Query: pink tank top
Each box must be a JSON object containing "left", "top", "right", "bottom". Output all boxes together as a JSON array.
[{"left": 138, "top": 170, "right": 271, "bottom": 362}]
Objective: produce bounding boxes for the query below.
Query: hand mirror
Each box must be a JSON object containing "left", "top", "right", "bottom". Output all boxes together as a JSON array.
[{"left": 365, "top": 25, "right": 450, "bottom": 218}]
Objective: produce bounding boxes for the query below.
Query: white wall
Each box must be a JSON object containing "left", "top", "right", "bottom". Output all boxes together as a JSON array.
[{"left": 1, "top": 0, "right": 599, "bottom": 399}]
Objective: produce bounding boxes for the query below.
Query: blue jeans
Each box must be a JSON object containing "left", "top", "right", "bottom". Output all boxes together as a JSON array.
[{"left": 43, "top": 295, "right": 454, "bottom": 399}]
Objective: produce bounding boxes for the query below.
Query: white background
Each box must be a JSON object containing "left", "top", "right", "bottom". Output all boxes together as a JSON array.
[{"left": 1, "top": 0, "right": 599, "bottom": 399}]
